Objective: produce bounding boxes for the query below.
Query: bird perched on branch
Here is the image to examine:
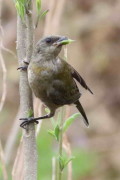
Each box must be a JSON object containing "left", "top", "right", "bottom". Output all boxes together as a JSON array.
[{"left": 19, "top": 35, "right": 93, "bottom": 129}]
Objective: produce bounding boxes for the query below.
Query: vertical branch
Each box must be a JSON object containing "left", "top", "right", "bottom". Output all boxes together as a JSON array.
[
  {"left": 51, "top": 0, "right": 66, "bottom": 34},
  {"left": 0, "top": 140, "right": 8, "bottom": 180},
  {"left": 0, "top": 0, "right": 7, "bottom": 112},
  {"left": 0, "top": 49, "right": 7, "bottom": 112},
  {"left": 52, "top": 157, "right": 56, "bottom": 180},
  {"left": 26, "top": 2, "right": 34, "bottom": 62},
  {"left": 43, "top": 0, "right": 56, "bottom": 36},
  {"left": 63, "top": 134, "right": 72, "bottom": 180},
  {"left": 4, "top": 108, "right": 20, "bottom": 165},
  {"left": 17, "top": 0, "right": 37, "bottom": 179},
  {"left": 44, "top": 0, "right": 66, "bottom": 35},
  {"left": 63, "top": 47, "right": 73, "bottom": 180},
  {"left": 58, "top": 107, "right": 64, "bottom": 180}
]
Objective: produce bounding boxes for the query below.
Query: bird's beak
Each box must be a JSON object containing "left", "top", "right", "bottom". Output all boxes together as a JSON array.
[{"left": 53, "top": 37, "right": 75, "bottom": 46}]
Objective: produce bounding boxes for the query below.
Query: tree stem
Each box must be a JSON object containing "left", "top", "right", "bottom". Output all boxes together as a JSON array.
[
  {"left": 58, "top": 107, "right": 64, "bottom": 180},
  {"left": 17, "top": 0, "right": 37, "bottom": 179}
]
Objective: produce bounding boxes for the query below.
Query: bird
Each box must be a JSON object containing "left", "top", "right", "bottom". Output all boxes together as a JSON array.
[{"left": 19, "top": 35, "right": 93, "bottom": 129}]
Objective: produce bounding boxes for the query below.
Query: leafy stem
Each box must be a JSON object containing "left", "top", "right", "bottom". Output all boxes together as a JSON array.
[{"left": 58, "top": 107, "right": 64, "bottom": 180}]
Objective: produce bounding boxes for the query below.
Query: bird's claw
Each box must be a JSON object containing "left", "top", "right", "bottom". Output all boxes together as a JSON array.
[
  {"left": 23, "top": 61, "right": 29, "bottom": 65},
  {"left": 20, "top": 117, "right": 39, "bottom": 129},
  {"left": 17, "top": 65, "right": 28, "bottom": 71},
  {"left": 17, "top": 60, "right": 29, "bottom": 71}
]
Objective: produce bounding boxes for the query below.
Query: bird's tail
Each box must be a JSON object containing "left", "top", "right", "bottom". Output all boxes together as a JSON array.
[{"left": 74, "top": 100, "right": 89, "bottom": 127}]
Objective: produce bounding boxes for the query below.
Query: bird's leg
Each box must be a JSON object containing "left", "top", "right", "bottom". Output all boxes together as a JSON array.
[
  {"left": 20, "top": 111, "right": 55, "bottom": 129},
  {"left": 17, "top": 61, "right": 29, "bottom": 71}
]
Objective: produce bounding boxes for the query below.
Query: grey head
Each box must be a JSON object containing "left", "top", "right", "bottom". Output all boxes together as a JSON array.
[{"left": 34, "top": 35, "right": 69, "bottom": 59}]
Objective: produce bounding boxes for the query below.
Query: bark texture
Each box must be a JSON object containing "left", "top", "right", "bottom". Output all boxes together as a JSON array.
[{"left": 17, "top": 1, "right": 37, "bottom": 179}]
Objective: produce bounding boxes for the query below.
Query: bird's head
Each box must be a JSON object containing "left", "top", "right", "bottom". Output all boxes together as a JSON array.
[{"left": 34, "top": 35, "right": 73, "bottom": 59}]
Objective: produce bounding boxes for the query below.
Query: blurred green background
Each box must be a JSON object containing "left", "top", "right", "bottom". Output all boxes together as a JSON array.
[{"left": 0, "top": 0, "right": 120, "bottom": 179}]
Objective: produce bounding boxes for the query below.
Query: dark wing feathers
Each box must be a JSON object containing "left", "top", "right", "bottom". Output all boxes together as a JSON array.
[
  {"left": 48, "top": 80, "right": 80, "bottom": 106},
  {"left": 69, "top": 64, "right": 93, "bottom": 94}
]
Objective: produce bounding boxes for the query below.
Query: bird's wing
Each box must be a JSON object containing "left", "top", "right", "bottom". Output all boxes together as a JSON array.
[
  {"left": 62, "top": 59, "right": 93, "bottom": 94},
  {"left": 47, "top": 79, "right": 80, "bottom": 106},
  {"left": 59, "top": 58, "right": 93, "bottom": 94}
]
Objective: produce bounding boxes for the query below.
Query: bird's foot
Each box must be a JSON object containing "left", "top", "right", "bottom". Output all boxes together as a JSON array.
[
  {"left": 17, "top": 65, "right": 28, "bottom": 71},
  {"left": 23, "top": 61, "right": 29, "bottom": 65},
  {"left": 17, "top": 60, "right": 29, "bottom": 71},
  {"left": 20, "top": 117, "right": 39, "bottom": 129}
]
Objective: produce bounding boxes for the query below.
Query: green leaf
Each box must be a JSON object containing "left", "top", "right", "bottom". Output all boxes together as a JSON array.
[
  {"left": 47, "top": 129, "right": 55, "bottom": 138},
  {"left": 54, "top": 124, "right": 60, "bottom": 141},
  {"left": 59, "top": 155, "right": 65, "bottom": 171},
  {"left": 40, "top": 9, "right": 49, "bottom": 18},
  {"left": 15, "top": 1, "right": 20, "bottom": 12},
  {"left": 64, "top": 156, "right": 75, "bottom": 167},
  {"left": 35, "top": 9, "right": 49, "bottom": 28},
  {"left": 36, "top": 0, "right": 41, "bottom": 14},
  {"left": 15, "top": 0, "right": 25, "bottom": 20},
  {"left": 59, "top": 155, "right": 75, "bottom": 171},
  {"left": 63, "top": 113, "right": 80, "bottom": 132},
  {"left": 27, "top": 108, "right": 33, "bottom": 118},
  {"left": 47, "top": 124, "right": 60, "bottom": 141}
]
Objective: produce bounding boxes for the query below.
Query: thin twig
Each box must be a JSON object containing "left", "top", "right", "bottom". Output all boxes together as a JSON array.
[
  {"left": 52, "top": 157, "right": 56, "bottom": 180},
  {"left": 2, "top": 44, "right": 17, "bottom": 58},
  {"left": 0, "top": 47, "right": 7, "bottom": 112},
  {"left": 64, "top": 106, "right": 72, "bottom": 180},
  {"left": 63, "top": 134, "right": 72, "bottom": 180},
  {"left": 4, "top": 108, "right": 20, "bottom": 165},
  {"left": 51, "top": 0, "right": 66, "bottom": 34},
  {"left": 43, "top": 0, "right": 56, "bottom": 36},
  {"left": 58, "top": 107, "right": 64, "bottom": 180},
  {"left": 0, "top": 0, "right": 7, "bottom": 112},
  {"left": 0, "top": 140, "right": 8, "bottom": 180},
  {"left": 44, "top": 0, "right": 66, "bottom": 35}
]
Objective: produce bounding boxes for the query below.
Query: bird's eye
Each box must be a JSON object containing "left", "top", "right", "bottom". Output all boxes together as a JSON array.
[{"left": 46, "top": 38, "right": 52, "bottom": 43}]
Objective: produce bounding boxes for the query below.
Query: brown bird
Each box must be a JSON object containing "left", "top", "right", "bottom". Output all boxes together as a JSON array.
[{"left": 19, "top": 36, "right": 93, "bottom": 128}]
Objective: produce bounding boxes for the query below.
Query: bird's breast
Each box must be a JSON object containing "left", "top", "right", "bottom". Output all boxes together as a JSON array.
[
  {"left": 28, "top": 59, "right": 63, "bottom": 80},
  {"left": 28, "top": 59, "right": 64, "bottom": 96}
]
